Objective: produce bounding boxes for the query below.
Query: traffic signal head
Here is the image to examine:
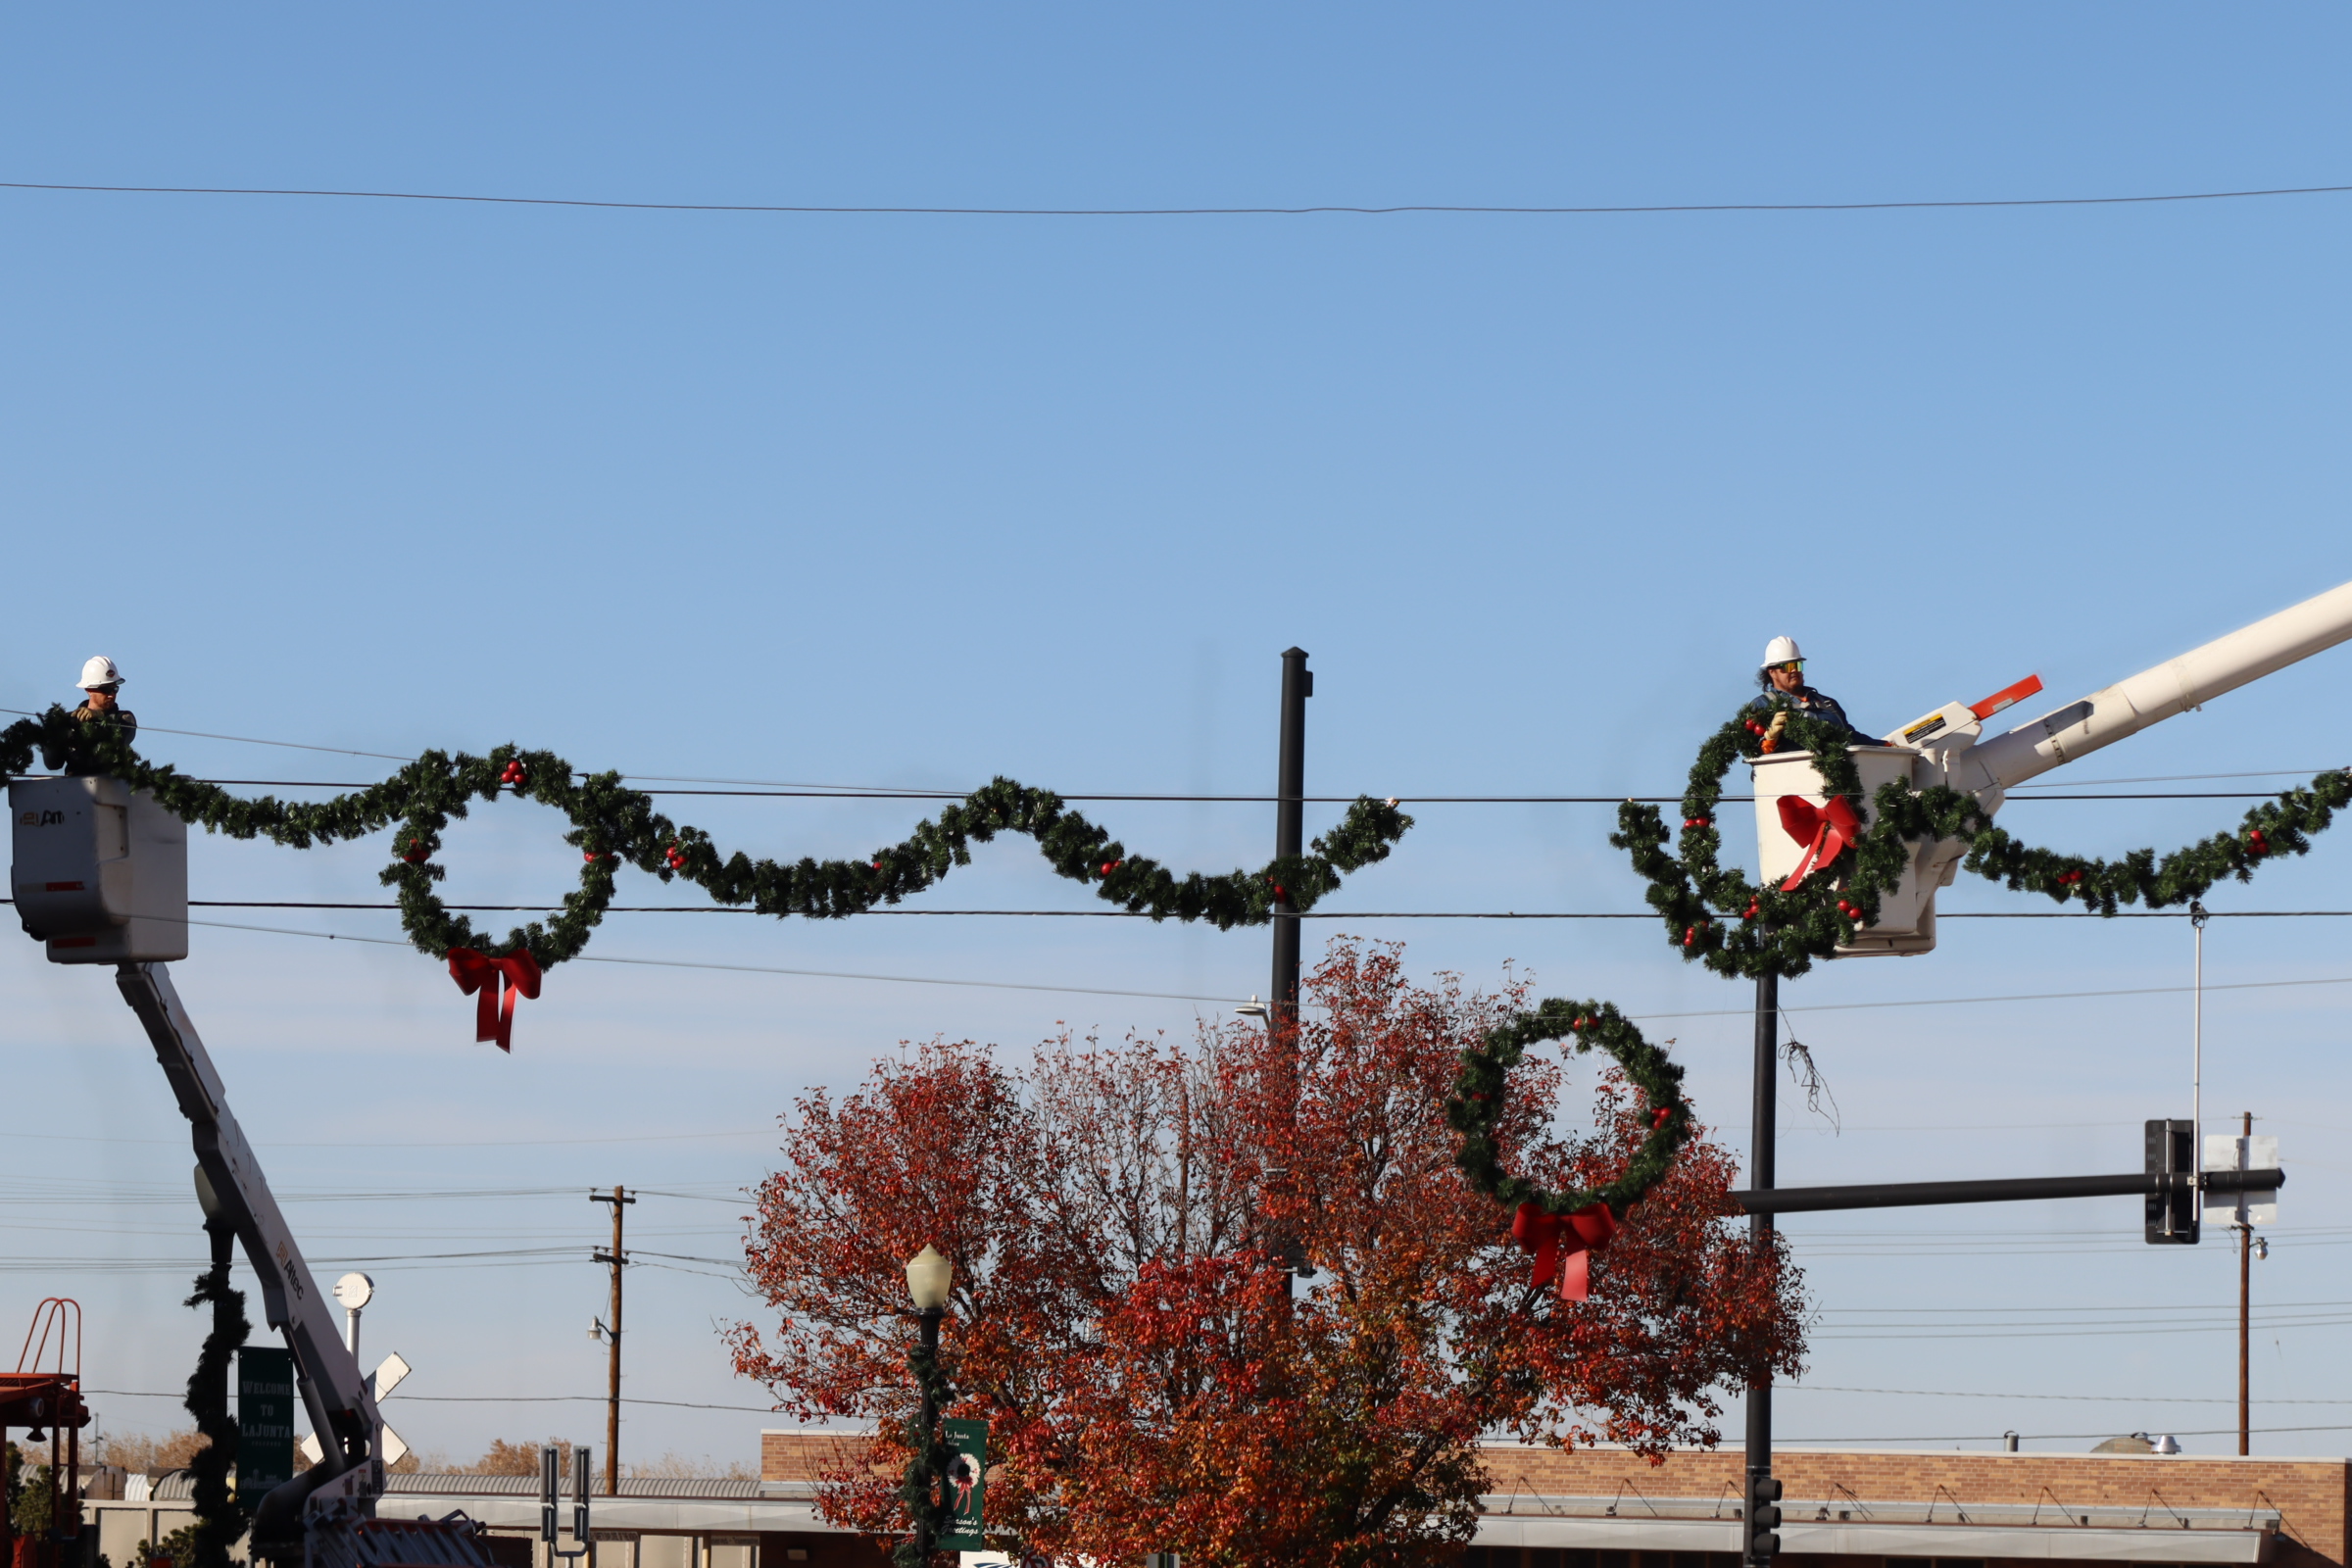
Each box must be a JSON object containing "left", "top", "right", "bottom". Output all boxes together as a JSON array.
[
  {"left": 2145, "top": 1118, "right": 2201, "bottom": 1245},
  {"left": 1746, "top": 1473, "right": 1783, "bottom": 1561}
]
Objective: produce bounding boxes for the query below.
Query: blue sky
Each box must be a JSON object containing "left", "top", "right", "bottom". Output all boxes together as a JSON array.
[{"left": 4, "top": 5, "right": 2352, "bottom": 1469}]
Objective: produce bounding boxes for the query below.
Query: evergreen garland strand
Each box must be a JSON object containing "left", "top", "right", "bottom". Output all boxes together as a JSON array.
[
  {"left": 1446, "top": 999, "right": 1690, "bottom": 1219},
  {"left": 1613, "top": 697, "right": 2352, "bottom": 980},
  {"left": 893, "top": 1333, "right": 957, "bottom": 1568},
  {"left": 182, "top": 1238, "right": 251, "bottom": 1568},
  {"left": 1, "top": 709, "right": 1414, "bottom": 971}
]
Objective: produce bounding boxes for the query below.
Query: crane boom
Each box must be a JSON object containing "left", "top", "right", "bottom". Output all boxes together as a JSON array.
[
  {"left": 112, "top": 962, "right": 386, "bottom": 1533},
  {"left": 1958, "top": 578, "right": 2352, "bottom": 797}
]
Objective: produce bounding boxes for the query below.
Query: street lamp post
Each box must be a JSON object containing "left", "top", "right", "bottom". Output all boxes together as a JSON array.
[{"left": 904, "top": 1245, "right": 954, "bottom": 1566}]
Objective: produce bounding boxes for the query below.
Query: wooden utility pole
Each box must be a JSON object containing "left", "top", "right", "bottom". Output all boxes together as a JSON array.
[
  {"left": 2239, "top": 1110, "right": 2253, "bottom": 1457},
  {"left": 591, "top": 1186, "right": 635, "bottom": 1495}
]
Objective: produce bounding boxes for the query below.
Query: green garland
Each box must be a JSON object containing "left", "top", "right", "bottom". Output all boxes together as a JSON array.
[
  {"left": 1614, "top": 697, "right": 2352, "bottom": 980},
  {"left": 1446, "top": 999, "right": 1690, "bottom": 1219},
  {"left": 894, "top": 1332, "right": 957, "bottom": 1568},
  {"left": 182, "top": 1235, "right": 251, "bottom": 1568},
  {"left": 1, "top": 709, "right": 1413, "bottom": 971}
]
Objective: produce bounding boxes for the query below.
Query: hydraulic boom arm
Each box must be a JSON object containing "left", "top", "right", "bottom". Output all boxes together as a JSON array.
[
  {"left": 113, "top": 962, "right": 385, "bottom": 1526},
  {"left": 1956, "top": 578, "right": 2352, "bottom": 798}
]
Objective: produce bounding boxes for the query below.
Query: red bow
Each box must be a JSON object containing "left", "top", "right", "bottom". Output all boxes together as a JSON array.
[
  {"left": 446, "top": 948, "right": 543, "bottom": 1052},
  {"left": 1511, "top": 1200, "right": 1619, "bottom": 1301},
  {"left": 1776, "top": 795, "right": 1861, "bottom": 891}
]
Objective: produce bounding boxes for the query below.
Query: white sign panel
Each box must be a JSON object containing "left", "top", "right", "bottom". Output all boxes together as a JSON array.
[{"left": 2203, "top": 1134, "right": 2279, "bottom": 1227}]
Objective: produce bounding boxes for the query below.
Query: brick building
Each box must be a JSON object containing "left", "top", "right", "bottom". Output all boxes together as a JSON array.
[{"left": 81, "top": 1437, "right": 2340, "bottom": 1567}]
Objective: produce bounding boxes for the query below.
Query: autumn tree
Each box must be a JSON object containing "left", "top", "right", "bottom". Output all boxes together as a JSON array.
[{"left": 731, "top": 940, "right": 1805, "bottom": 1568}]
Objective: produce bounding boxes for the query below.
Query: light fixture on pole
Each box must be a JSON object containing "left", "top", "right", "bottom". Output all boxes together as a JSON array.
[
  {"left": 904, "top": 1246, "right": 954, "bottom": 1565},
  {"left": 1234, "top": 996, "right": 1268, "bottom": 1022}
]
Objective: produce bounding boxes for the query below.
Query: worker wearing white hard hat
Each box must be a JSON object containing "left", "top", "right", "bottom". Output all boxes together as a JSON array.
[
  {"left": 66, "top": 655, "right": 138, "bottom": 767},
  {"left": 1751, "top": 636, "right": 1867, "bottom": 747}
]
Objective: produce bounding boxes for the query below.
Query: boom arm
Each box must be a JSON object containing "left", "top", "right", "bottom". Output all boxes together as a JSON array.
[
  {"left": 113, "top": 963, "right": 385, "bottom": 1510},
  {"left": 1957, "top": 579, "right": 2352, "bottom": 798}
]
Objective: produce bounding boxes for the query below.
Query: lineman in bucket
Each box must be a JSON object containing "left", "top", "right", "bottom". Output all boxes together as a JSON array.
[
  {"left": 1752, "top": 636, "right": 1869, "bottom": 750},
  {"left": 49, "top": 656, "right": 139, "bottom": 773},
  {"left": 73, "top": 656, "right": 137, "bottom": 743}
]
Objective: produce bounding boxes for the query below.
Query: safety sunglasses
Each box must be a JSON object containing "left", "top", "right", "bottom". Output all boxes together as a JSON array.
[{"left": 1770, "top": 661, "right": 1805, "bottom": 675}]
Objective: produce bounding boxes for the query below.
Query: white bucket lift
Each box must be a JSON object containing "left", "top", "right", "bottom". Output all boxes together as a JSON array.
[
  {"left": 10, "top": 776, "right": 188, "bottom": 963},
  {"left": 1755, "top": 578, "right": 2352, "bottom": 958}
]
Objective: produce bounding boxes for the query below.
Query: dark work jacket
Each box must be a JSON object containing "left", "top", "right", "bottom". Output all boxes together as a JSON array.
[
  {"left": 47, "top": 703, "right": 139, "bottom": 775},
  {"left": 1751, "top": 686, "right": 1870, "bottom": 746}
]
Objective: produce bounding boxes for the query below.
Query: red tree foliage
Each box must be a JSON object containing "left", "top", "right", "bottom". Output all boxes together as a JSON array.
[{"left": 730, "top": 941, "right": 1805, "bottom": 1567}]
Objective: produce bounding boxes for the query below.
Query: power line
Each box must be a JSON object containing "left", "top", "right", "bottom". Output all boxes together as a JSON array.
[
  {"left": 141, "top": 779, "right": 2343, "bottom": 803},
  {"left": 1795, "top": 1384, "right": 2352, "bottom": 1405},
  {"left": 86, "top": 911, "right": 2352, "bottom": 1014},
  {"left": 10, "top": 177, "right": 2352, "bottom": 218},
  {"left": 1780, "top": 1422, "right": 2352, "bottom": 1444},
  {"left": 83, "top": 1386, "right": 776, "bottom": 1413},
  {"left": 18, "top": 898, "right": 2352, "bottom": 920}
]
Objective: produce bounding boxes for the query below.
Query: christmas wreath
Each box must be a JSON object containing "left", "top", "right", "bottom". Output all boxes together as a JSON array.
[
  {"left": 0, "top": 705, "right": 1412, "bottom": 987},
  {"left": 1446, "top": 999, "right": 1690, "bottom": 1300},
  {"left": 1614, "top": 697, "right": 2352, "bottom": 980}
]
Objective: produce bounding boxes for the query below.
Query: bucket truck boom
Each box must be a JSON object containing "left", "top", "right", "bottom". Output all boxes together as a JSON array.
[
  {"left": 115, "top": 962, "right": 389, "bottom": 1542},
  {"left": 1752, "top": 578, "right": 2352, "bottom": 956},
  {"left": 8, "top": 777, "right": 484, "bottom": 1566}
]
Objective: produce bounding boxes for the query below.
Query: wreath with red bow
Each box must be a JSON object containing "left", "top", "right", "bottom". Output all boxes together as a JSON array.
[
  {"left": 1446, "top": 999, "right": 1690, "bottom": 1301},
  {"left": 1612, "top": 698, "right": 2352, "bottom": 981}
]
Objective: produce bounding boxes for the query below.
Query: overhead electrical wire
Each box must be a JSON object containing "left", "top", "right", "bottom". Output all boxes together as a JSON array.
[
  {"left": 4, "top": 904, "right": 2339, "bottom": 1012},
  {"left": 1779, "top": 1422, "right": 2352, "bottom": 1444},
  {"left": 7, "top": 710, "right": 2335, "bottom": 801},
  {"left": 1795, "top": 1383, "right": 2352, "bottom": 1405},
  {"left": 9, "top": 177, "right": 2352, "bottom": 218},
  {"left": 137, "top": 778, "right": 2340, "bottom": 803}
]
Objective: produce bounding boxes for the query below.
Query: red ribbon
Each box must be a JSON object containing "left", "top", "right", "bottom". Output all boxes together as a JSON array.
[
  {"left": 1511, "top": 1200, "right": 1619, "bottom": 1301},
  {"left": 1776, "top": 795, "right": 1861, "bottom": 891},
  {"left": 446, "top": 948, "right": 543, "bottom": 1052}
]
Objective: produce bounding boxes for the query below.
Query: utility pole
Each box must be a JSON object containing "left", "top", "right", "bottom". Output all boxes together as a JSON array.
[
  {"left": 1269, "top": 647, "right": 1311, "bottom": 1024},
  {"left": 590, "top": 1186, "right": 634, "bottom": 1495},
  {"left": 2239, "top": 1109, "right": 2253, "bottom": 1457},
  {"left": 1266, "top": 650, "right": 1313, "bottom": 1280},
  {"left": 1744, "top": 968, "right": 1781, "bottom": 1567}
]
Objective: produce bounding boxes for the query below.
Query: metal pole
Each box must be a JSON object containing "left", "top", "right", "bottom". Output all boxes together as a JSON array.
[
  {"left": 1745, "top": 968, "right": 1778, "bottom": 1567},
  {"left": 2240, "top": 1109, "right": 2253, "bottom": 1457},
  {"left": 1269, "top": 648, "right": 1310, "bottom": 1023},
  {"left": 2192, "top": 904, "right": 2207, "bottom": 1158},
  {"left": 915, "top": 1307, "right": 943, "bottom": 1563},
  {"left": 590, "top": 1187, "right": 633, "bottom": 1495}
]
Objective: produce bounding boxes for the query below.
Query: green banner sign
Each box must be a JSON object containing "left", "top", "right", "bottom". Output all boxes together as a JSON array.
[
  {"left": 236, "top": 1347, "right": 297, "bottom": 1497},
  {"left": 938, "top": 1417, "right": 989, "bottom": 1550}
]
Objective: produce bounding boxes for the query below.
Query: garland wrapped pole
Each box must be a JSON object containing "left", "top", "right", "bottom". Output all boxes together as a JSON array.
[
  {"left": 0, "top": 710, "right": 1413, "bottom": 1049},
  {"left": 182, "top": 1206, "right": 250, "bottom": 1568}
]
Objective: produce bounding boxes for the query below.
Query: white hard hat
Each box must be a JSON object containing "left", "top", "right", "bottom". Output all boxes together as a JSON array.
[
  {"left": 76, "top": 656, "right": 124, "bottom": 690},
  {"left": 1760, "top": 636, "right": 1802, "bottom": 669}
]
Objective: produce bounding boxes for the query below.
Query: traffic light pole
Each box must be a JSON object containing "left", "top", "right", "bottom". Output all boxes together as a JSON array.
[
  {"left": 1729, "top": 1162, "right": 2281, "bottom": 1215},
  {"left": 1743, "top": 969, "right": 1780, "bottom": 1568},
  {"left": 1269, "top": 647, "right": 1310, "bottom": 1025}
]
